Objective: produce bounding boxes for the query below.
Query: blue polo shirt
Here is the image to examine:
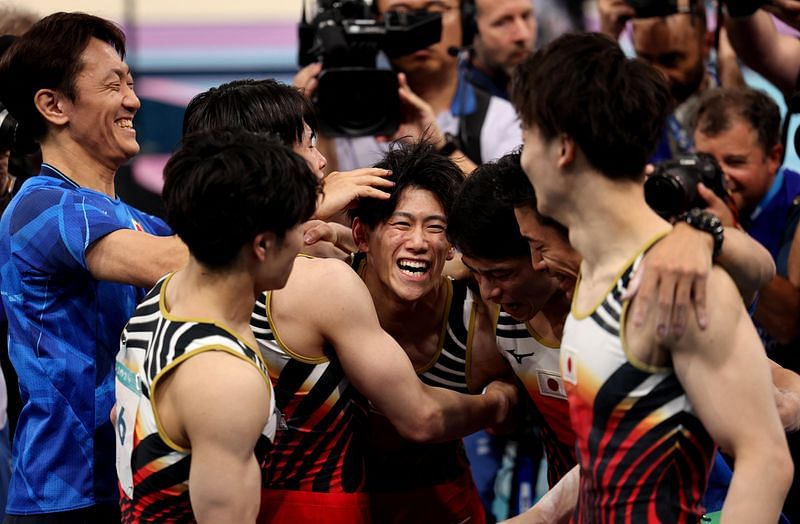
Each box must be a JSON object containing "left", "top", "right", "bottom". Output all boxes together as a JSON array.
[{"left": 0, "top": 164, "right": 171, "bottom": 514}]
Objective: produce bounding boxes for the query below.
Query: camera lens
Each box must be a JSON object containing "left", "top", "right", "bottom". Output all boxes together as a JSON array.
[{"left": 644, "top": 173, "right": 691, "bottom": 219}]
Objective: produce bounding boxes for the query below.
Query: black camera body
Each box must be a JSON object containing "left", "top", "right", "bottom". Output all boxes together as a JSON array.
[
  {"left": 298, "top": 0, "right": 442, "bottom": 137},
  {"left": 644, "top": 153, "right": 728, "bottom": 219}
]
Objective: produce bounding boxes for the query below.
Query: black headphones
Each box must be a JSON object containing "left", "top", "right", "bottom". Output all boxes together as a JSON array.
[{"left": 460, "top": 0, "right": 479, "bottom": 49}]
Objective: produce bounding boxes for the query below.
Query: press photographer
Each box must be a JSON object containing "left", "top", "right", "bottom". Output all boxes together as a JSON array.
[
  {"left": 298, "top": 0, "right": 522, "bottom": 174},
  {"left": 299, "top": 0, "right": 442, "bottom": 137}
]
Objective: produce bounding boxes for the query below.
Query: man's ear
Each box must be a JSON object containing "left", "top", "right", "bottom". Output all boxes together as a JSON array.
[
  {"left": 446, "top": 244, "right": 455, "bottom": 261},
  {"left": 253, "top": 232, "right": 277, "bottom": 261},
  {"left": 557, "top": 133, "right": 576, "bottom": 170},
  {"left": 33, "top": 88, "right": 69, "bottom": 127},
  {"left": 351, "top": 217, "right": 370, "bottom": 253},
  {"left": 767, "top": 142, "right": 784, "bottom": 178}
]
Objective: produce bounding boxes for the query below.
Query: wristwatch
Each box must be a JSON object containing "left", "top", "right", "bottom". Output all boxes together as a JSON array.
[
  {"left": 678, "top": 208, "right": 725, "bottom": 260},
  {"left": 436, "top": 132, "right": 461, "bottom": 156}
]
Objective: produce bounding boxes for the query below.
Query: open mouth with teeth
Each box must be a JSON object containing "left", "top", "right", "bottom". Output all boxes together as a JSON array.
[
  {"left": 116, "top": 118, "right": 134, "bottom": 130},
  {"left": 397, "top": 258, "right": 430, "bottom": 278}
]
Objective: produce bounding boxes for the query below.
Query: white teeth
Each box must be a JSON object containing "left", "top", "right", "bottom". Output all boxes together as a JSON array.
[
  {"left": 398, "top": 259, "right": 428, "bottom": 269},
  {"left": 116, "top": 119, "right": 133, "bottom": 129},
  {"left": 397, "top": 259, "right": 429, "bottom": 275}
]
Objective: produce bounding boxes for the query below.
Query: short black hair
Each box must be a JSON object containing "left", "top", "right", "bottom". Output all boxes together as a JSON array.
[
  {"left": 182, "top": 79, "right": 318, "bottom": 146},
  {"left": 348, "top": 141, "right": 464, "bottom": 227},
  {"left": 0, "top": 12, "right": 126, "bottom": 141},
  {"left": 448, "top": 152, "right": 567, "bottom": 258},
  {"left": 693, "top": 87, "right": 781, "bottom": 154},
  {"left": 163, "top": 129, "right": 319, "bottom": 269},
  {"left": 511, "top": 32, "right": 672, "bottom": 180},
  {"left": 447, "top": 152, "right": 531, "bottom": 260}
]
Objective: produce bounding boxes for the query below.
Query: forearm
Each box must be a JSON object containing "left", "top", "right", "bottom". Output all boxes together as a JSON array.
[
  {"left": 412, "top": 385, "right": 506, "bottom": 443},
  {"left": 87, "top": 231, "right": 189, "bottom": 289},
  {"left": 753, "top": 274, "right": 800, "bottom": 343},
  {"left": 716, "top": 227, "right": 775, "bottom": 304},
  {"left": 502, "top": 465, "right": 578, "bottom": 524},
  {"left": 726, "top": 12, "right": 798, "bottom": 97},
  {"left": 717, "top": 35, "right": 745, "bottom": 88},
  {"left": 721, "top": 453, "right": 792, "bottom": 524}
]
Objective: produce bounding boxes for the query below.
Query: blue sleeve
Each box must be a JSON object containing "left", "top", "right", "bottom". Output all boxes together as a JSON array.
[
  {"left": 131, "top": 209, "right": 172, "bottom": 237},
  {"left": 9, "top": 187, "right": 131, "bottom": 274}
]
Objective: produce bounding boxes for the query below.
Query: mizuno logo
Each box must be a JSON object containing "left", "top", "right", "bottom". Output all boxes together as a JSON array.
[{"left": 506, "top": 349, "right": 535, "bottom": 364}]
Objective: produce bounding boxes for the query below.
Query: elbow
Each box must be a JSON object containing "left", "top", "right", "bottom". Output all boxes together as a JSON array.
[
  {"left": 773, "top": 447, "right": 794, "bottom": 493},
  {"left": 759, "top": 439, "right": 794, "bottom": 493},
  {"left": 760, "top": 257, "right": 777, "bottom": 289},
  {"left": 395, "top": 405, "right": 444, "bottom": 443}
]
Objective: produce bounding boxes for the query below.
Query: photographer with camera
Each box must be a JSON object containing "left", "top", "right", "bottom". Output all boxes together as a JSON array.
[
  {"left": 300, "top": 0, "right": 522, "bottom": 174},
  {"left": 0, "top": 12, "right": 188, "bottom": 522},
  {"left": 691, "top": 86, "right": 800, "bottom": 522},
  {"left": 597, "top": 0, "right": 745, "bottom": 162}
]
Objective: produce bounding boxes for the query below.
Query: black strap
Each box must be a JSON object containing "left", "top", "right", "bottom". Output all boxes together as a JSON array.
[{"left": 458, "top": 86, "right": 492, "bottom": 165}]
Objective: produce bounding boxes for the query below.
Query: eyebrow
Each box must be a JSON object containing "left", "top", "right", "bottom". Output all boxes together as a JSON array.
[
  {"left": 391, "top": 211, "right": 447, "bottom": 222},
  {"left": 103, "top": 67, "right": 132, "bottom": 81}
]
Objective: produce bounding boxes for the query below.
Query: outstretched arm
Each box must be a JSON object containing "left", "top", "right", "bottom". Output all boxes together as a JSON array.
[
  {"left": 307, "top": 260, "right": 515, "bottom": 442},
  {"left": 87, "top": 230, "right": 188, "bottom": 289}
]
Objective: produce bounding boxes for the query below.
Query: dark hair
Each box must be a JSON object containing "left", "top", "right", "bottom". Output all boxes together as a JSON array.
[
  {"left": 348, "top": 141, "right": 464, "bottom": 227},
  {"left": 182, "top": 79, "right": 318, "bottom": 146},
  {"left": 0, "top": 12, "right": 126, "bottom": 140},
  {"left": 693, "top": 87, "right": 781, "bottom": 154},
  {"left": 163, "top": 129, "right": 319, "bottom": 270},
  {"left": 447, "top": 152, "right": 531, "bottom": 260},
  {"left": 448, "top": 151, "right": 567, "bottom": 259},
  {"left": 511, "top": 32, "right": 672, "bottom": 180}
]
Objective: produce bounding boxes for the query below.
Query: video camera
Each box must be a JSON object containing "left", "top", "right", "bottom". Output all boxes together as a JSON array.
[
  {"left": 624, "top": 0, "right": 768, "bottom": 19},
  {"left": 644, "top": 153, "right": 728, "bottom": 219},
  {"left": 298, "top": 0, "right": 442, "bottom": 137}
]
